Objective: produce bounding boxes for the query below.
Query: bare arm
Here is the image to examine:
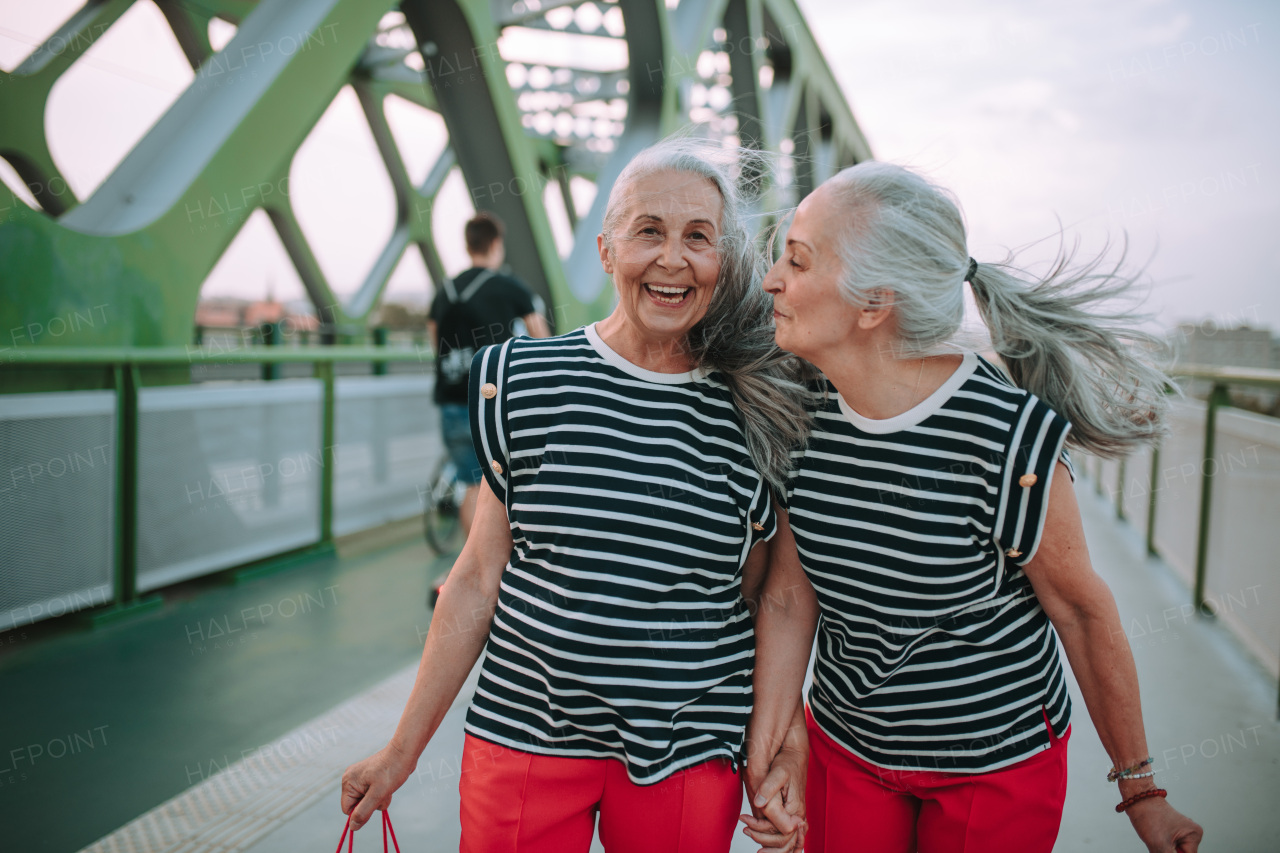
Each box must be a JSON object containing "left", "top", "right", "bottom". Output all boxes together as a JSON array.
[
  {"left": 740, "top": 699, "right": 809, "bottom": 853},
  {"left": 747, "top": 509, "right": 819, "bottom": 783},
  {"left": 426, "top": 320, "right": 439, "bottom": 354},
  {"left": 340, "top": 480, "right": 511, "bottom": 828},
  {"left": 740, "top": 538, "right": 769, "bottom": 613},
  {"left": 741, "top": 509, "right": 819, "bottom": 850},
  {"left": 522, "top": 312, "right": 550, "bottom": 338},
  {"left": 1024, "top": 463, "right": 1203, "bottom": 852}
]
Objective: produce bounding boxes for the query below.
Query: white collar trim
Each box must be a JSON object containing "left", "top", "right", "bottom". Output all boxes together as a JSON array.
[
  {"left": 584, "top": 323, "right": 706, "bottom": 384},
  {"left": 837, "top": 351, "right": 978, "bottom": 433}
]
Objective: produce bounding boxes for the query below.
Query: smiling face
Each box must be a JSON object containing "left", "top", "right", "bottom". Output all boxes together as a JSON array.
[
  {"left": 597, "top": 169, "right": 724, "bottom": 347},
  {"left": 762, "top": 184, "right": 864, "bottom": 364}
]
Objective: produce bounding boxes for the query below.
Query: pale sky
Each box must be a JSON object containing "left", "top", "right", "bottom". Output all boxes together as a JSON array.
[
  {"left": 800, "top": 0, "right": 1279, "bottom": 332},
  {"left": 1, "top": 0, "right": 1276, "bottom": 329}
]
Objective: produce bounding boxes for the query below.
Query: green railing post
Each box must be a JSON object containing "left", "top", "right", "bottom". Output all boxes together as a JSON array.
[
  {"left": 261, "top": 322, "right": 282, "bottom": 381},
  {"left": 373, "top": 327, "right": 388, "bottom": 376},
  {"left": 317, "top": 360, "right": 336, "bottom": 544},
  {"left": 85, "top": 363, "right": 163, "bottom": 626},
  {"left": 1193, "top": 383, "right": 1230, "bottom": 615},
  {"left": 112, "top": 364, "right": 140, "bottom": 605},
  {"left": 1116, "top": 455, "right": 1128, "bottom": 521},
  {"left": 1146, "top": 443, "right": 1161, "bottom": 557}
]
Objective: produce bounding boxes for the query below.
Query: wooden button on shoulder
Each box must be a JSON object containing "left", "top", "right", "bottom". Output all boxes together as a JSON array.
[
  {"left": 490, "top": 459, "right": 503, "bottom": 474},
  {"left": 1006, "top": 548, "right": 1022, "bottom": 558},
  {"left": 481, "top": 383, "right": 498, "bottom": 399},
  {"left": 1018, "top": 473, "right": 1038, "bottom": 487},
  {"left": 751, "top": 522, "right": 765, "bottom": 531}
]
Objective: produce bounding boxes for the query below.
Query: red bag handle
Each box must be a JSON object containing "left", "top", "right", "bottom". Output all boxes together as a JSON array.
[{"left": 335, "top": 811, "right": 402, "bottom": 853}]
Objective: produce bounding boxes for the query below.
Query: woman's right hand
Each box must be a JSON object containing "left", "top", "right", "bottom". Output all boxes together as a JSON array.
[
  {"left": 340, "top": 743, "right": 417, "bottom": 831},
  {"left": 740, "top": 742, "right": 808, "bottom": 853},
  {"left": 1126, "top": 796, "right": 1203, "bottom": 852}
]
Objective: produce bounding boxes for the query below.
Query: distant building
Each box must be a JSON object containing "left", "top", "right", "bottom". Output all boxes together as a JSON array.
[
  {"left": 194, "top": 297, "right": 318, "bottom": 338},
  {"left": 242, "top": 299, "right": 284, "bottom": 326},
  {"left": 194, "top": 297, "right": 244, "bottom": 328},
  {"left": 1171, "top": 321, "right": 1273, "bottom": 369},
  {"left": 1170, "top": 321, "right": 1279, "bottom": 416}
]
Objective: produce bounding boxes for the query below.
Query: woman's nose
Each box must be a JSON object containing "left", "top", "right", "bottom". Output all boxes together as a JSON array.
[
  {"left": 656, "top": 236, "right": 687, "bottom": 270},
  {"left": 762, "top": 259, "right": 783, "bottom": 293}
]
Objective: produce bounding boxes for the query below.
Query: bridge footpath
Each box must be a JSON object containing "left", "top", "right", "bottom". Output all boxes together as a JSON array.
[{"left": 3, "top": 480, "right": 1277, "bottom": 853}]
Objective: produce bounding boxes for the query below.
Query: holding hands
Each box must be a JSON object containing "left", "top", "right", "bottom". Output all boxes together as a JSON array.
[
  {"left": 740, "top": 701, "right": 810, "bottom": 853},
  {"left": 741, "top": 737, "right": 808, "bottom": 852}
]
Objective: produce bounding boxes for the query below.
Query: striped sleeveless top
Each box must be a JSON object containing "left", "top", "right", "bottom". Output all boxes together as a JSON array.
[
  {"left": 465, "top": 325, "right": 776, "bottom": 783},
  {"left": 786, "top": 351, "right": 1074, "bottom": 773}
]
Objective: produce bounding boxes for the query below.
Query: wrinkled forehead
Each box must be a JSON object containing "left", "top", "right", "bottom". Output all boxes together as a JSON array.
[
  {"left": 789, "top": 184, "right": 845, "bottom": 249},
  {"left": 617, "top": 170, "right": 724, "bottom": 228}
]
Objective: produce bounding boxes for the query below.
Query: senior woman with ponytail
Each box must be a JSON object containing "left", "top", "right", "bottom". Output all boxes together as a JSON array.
[
  {"left": 340, "top": 138, "right": 809, "bottom": 853},
  {"left": 746, "top": 162, "right": 1204, "bottom": 852}
]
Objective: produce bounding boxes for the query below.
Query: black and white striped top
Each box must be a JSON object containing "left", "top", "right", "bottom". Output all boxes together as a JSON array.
[
  {"left": 466, "top": 325, "right": 776, "bottom": 783},
  {"left": 786, "top": 351, "right": 1074, "bottom": 773}
]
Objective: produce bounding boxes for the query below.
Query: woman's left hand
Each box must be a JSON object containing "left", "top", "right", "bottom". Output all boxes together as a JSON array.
[
  {"left": 740, "top": 744, "right": 807, "bottom": 852},
  {"left": 1126, "top": 796, "right": 1203, "bottom": 852}
]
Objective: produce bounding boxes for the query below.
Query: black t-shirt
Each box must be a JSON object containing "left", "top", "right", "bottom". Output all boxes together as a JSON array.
[{"left": 429, "top": 267, "right": 536, "bottom": 404}]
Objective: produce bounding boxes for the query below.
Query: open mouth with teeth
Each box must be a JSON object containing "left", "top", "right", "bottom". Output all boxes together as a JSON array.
[{"left": 644, "top": 283, "right": 693, "bottom": 306}]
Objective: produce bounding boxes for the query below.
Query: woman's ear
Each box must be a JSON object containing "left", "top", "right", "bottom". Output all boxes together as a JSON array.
[
  {"left": 857, "top": 288, "right": 895, "bottom": 330},
  {"left": 597, "top": 234, "right": 614, "bottom": 274}
]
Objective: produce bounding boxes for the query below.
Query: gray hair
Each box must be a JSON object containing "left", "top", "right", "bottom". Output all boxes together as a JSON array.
[
  {"left": 600, "top": 137, "right": 813, "bottom": 490},
  {"left": 825, "top": 161, "right": 1170, "bottom": 458}
]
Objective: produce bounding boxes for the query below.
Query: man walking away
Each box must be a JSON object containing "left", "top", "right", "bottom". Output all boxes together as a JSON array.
[{"left": 428, "top": 212, "right": 549, "bottom": 535}]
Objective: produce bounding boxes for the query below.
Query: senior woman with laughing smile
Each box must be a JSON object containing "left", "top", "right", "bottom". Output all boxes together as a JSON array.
[{"left": 339, "top": 138, "right": 810, "bottom": 853}]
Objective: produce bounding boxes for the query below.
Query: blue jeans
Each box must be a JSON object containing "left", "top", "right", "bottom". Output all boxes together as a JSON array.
[{"left": 440, "top": 404, "right": 484, "bottom": 486}]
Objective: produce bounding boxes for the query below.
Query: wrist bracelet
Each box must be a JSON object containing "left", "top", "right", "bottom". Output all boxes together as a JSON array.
[
  {"left": 1107, "top": 756, "right": 1154, "bottom": 782},
  {"left": 1119, "top": 770, "right": 1156, "bottom": 781},
  {"left": 1116, "top": 788, "right": 1167, "bottom": 813}
]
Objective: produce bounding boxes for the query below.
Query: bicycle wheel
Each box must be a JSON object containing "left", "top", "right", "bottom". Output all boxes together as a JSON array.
[{"left": 423, "top": 457, "right": 463, "bottom": 555}]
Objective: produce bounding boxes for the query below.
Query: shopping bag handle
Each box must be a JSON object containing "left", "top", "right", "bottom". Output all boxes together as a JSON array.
[{"left": 335, "top": 810, "right": 402, "bottom": 853}]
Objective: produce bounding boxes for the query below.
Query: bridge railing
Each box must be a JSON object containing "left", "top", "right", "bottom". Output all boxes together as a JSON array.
[
  {"left": 1, "top": 346, "right": 436, "bottom": 630},
  {"left": 1080, "top": 364, "right": 1280, "bottom": 713}
]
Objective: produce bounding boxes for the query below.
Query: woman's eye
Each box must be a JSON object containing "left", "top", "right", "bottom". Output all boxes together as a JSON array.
[
  {"left": 789, "top": 258, "right": 802, "bottom": 269},
  {"left": 689, "top": 231, "right": 707, "bottom": 241}
]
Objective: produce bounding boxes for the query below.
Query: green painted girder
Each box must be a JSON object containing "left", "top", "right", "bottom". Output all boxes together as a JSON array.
[
  {"left": 2, "top": 0, "right": 402, "bottom": 376},
  {"left": 0, "top": 0, "right": 871, "bottom": 394},
  {"left": 0, "top": 0, "right": 137, "bottom": 215}
]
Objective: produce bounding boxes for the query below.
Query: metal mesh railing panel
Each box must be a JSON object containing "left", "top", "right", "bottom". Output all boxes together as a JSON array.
[
  {"left": 0, "top": 391, "right": 115, "bottom": 630},
  {"left": 1118, "top": 446, "right": 1154, "bottom": 537},
  {"left": 333, "top": 375, "right": 437, "bottom": 537},
  {"left": 1203, "top": 409, "right": 1280, "bottom": 677},
  {"left": 136, "top": 381, "right": 323, "bottom": 592},
  {"left": 1151, "top": 400, "right": 1208, "bottom": 587}
]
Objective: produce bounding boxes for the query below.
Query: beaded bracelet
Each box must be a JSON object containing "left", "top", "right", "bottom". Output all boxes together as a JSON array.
[
  {"left": 1107, "top": 757, "right": 1154, "bottom": 782},
  {"left": 1116, "top": 788, "right": 1167, "bottom": 813}
]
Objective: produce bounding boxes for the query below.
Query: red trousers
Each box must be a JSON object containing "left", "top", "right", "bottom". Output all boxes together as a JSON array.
[
  {"left": 805, "top": 707, "right": 1070, "bottom": 853},
  {"left": 457, "top": 734, "right": 743, "bottom": 853}
]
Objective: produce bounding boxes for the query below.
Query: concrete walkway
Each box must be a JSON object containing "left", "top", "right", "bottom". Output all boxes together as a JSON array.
[
  {"left": 72, "top": 479, "right": 1280, "bottom": 852},
  {"left": 1054, "top": 477, "right": 1279, "bottom": 852}
]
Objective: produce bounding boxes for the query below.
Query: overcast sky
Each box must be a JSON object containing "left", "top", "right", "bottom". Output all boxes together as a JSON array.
[
  {"left": 802, "top": 0, "right": 1278, "bottom": 332},
  {"left": 1, "top": 0, "right": 1276, "bottom": 330}
]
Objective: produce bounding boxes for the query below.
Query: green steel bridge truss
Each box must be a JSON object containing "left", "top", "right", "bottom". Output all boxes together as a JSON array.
[{"left": 0, "top": 0, "right": 871, "bottom": 392}]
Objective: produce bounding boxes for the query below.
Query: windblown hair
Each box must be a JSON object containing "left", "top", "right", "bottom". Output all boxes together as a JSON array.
[
  {"left": 824, "top": 161, "right": 1170, "bottom": 458},
  {"left": 600, "top": 137, "right": 813, "bottom": 489}
]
